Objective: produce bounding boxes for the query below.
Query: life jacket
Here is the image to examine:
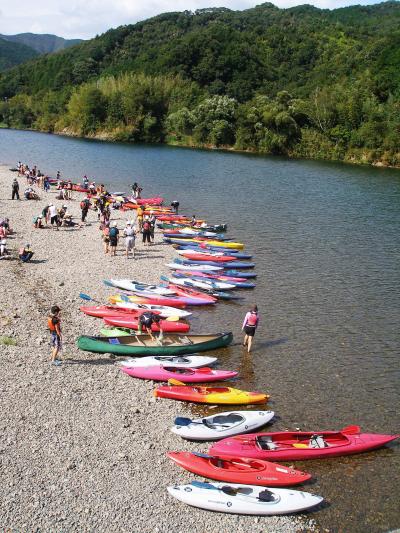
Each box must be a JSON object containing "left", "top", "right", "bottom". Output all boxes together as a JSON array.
[
  {"left": 47, "top": 316, "right": 59, "bottom": 332},
  {"left": 247, "top": 312, "right": 258, "bottom": 326},
  {"left": 143, "top": 221, "right": 150, "bottom": 231}
]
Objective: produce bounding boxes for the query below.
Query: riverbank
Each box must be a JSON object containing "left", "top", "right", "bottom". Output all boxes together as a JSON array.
[{"left": 0, "top": 165, "right": 314, "bottom": 532}]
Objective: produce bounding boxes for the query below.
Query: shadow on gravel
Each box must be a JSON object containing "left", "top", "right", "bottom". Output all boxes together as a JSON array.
[
  {"left": 29, "top": 259, "right": 48, "bottom": 264},
  {"left": 64, "top": 358, "right": 116, "bottom": 366}
]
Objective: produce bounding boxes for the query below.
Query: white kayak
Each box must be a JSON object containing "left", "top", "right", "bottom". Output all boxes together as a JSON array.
[
  {"left": 166, "top": 263, "right": 223, "bottom": 272},
  {"left": 107, "top": 279, "right": 176, "bottom": 296},
  {"left": 113, "top": 301, "right": 192, "bottom": 319},
  {"left": 118, "top": 355, "right": 217, "bottom": 368},
  {"left": 169, "top": 276, "right": 235, "bottom": 291},
  {"left": 171, "top": 410, "right": 274, "bottom": 441},
  {"left": 167, "top": 481, "right": 323, "bottom": 515}
]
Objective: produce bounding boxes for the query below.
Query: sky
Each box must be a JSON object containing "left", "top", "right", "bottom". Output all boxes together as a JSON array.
[{"left": 0, "top": 0, "right": 385, "bottom": 39}]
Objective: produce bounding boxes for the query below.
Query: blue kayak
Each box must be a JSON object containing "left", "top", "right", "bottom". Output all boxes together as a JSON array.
[{"left": 224, "top": 270, "right": 257, "bottom": 278}]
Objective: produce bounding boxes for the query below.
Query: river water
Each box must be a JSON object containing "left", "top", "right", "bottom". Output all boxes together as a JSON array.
[{"left": 1, "top": 129, "right": 399, "bottom": 532}]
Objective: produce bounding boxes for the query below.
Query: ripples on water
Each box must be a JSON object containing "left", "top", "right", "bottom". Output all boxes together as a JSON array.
[{"left": 1, "top": 130, "right": 399, "bottom": 532}]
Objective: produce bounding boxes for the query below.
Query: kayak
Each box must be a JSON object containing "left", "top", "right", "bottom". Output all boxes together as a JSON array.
[
  {"left": 209, "top": 426, "right": 400, "bottom": 460},
  {"left": 154, "top": 385, "right": 269, "bottom": 404},
  {"left": 121, "top": 365, "right": 238, "bottom": 382},
  {"left": 106, "top": 279, "right": 176, "bottom": 296},
  {"left": 165, "top": 237, "right": 244, "bottom": 249},
  {"left": 167, "top": 481, "right": 322, "bottom": 515},
  {"left": 179, "top": 259, "right": 255, "bottom": 269},
  {"left": 158, "top": 223, "right": 227, "bottom": 232},
  {"left": 119, "top": 355, "right": 218, "bottom": 368},
  {"left": 167, "top": 452, "right": 312, "bottom": 487},
  {"left": 112, "top": 301, "right": 192, "bottom": 318},
  {"left": 171, "top": 410, "right": 274, "bottom": 441},
  {"left": 77, "top": 332, "right": 233, "bottom": 356},
  {"left": 175, "top": 272, "right": 256, "bottom": 289},
  {"left": 176, "top": 252, "right": 238, "bottom": 262},
  {"left": 103, "top": 316, "right": 190, "bottom": 333},
  {"left": 126, "top": 292, "right": 215, "bottom": 307},
  {"left": 167, "top": 276, "right": 236, "bottom": 291},
  {"left": 80, "top": 305, "right": 162, "bottom": 319},
  {"left": 166, "top": 262, "right": 223, "bottom": 272},
  {"left": 166, "top": 283, "right": 217, "bottom": 303},
  {"left": 110, "top": 294, "right": 188, "bottom": 308},
  {"left": 224, "top": 270, "right": 257, "bottom": 278},
  {"left": 175, "top": 245, "right": 252, "bottom": 259}
]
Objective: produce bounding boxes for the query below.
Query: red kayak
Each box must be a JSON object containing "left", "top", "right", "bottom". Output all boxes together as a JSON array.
[
  {"left": 167, "top": 451, "right": 312, "bottom": 487},
  {"left": 122, "top": 295, "right": 188, "bottom": 308},
  {"left": 167, "top": 283, "right": 217, "bottom": 303},
  {"left": 80, "top": 305, "right": 155, "bottom": 319},
  {"left": 209, "top": 426, "right": 399, "bottom": 461},
  {"left": 122, "top": 366, "right": 237, "bottom": 382},
  {"left": 178, "top": 252, "right": 236, "bottom": 262},
  {"left": 104, "top": 316, "right": 190, "bottom": 333}
]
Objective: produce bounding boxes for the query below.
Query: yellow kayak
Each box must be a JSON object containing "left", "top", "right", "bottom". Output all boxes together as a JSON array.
[{"left": 154, "top": 385, "right": 269, "bottom": 404}]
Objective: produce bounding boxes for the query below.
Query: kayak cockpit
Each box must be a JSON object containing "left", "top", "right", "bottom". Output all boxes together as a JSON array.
[{"left": 256, "top": 432, "right": 351, "bottom": 450}]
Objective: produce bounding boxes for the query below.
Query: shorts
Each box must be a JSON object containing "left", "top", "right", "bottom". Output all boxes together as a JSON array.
[
  {"left": 244, "top": 325, "right": 256, "bottom": 336},
  {"left": 50, "top": 216, "right": 57, "bottom": 225},
  {"left": 110, "top": 237, "right": 118, "bottom": 246},
  {"left": 125, "top": 237, "right": 135, "bottom": 250},
  {"left": 51, "top": 333, "right": 62, "bottom": 348}
]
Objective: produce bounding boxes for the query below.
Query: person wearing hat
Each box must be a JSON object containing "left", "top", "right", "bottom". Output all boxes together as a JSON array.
[
  {"left": 123, "top": 220, "right": 136, "bottom": 258},
  {"left": 48, "top": 203, "right": 58, "bottom": 229},
  {"left": 109, "top": 221, "right": 119, "bottom": 256},
  {"left": 19, "top": 243, "right": 34, "bottom": 263}
]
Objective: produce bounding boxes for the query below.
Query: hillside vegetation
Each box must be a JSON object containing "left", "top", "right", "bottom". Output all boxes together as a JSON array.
[
  {"left": 0, "top": 2, "right": 399, "bottom": 166},
  {"left": 0, "top": 38, "right": 38, "bottom": 72},
  {"left": 0, "top": 33, "right": 83, "bottom": 55}
]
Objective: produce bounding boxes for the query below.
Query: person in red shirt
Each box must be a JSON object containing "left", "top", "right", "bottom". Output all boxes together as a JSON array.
[
  {"left": 242, "top": 305, "right": 259, "bottom": 353},
  {"left": 48, "top": 305, "right": 62, "bottom": 365}
]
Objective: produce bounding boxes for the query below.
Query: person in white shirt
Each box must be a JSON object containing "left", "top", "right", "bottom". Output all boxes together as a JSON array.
[{"left": 48, "top": 204, "right": 58, "bottom": 229}]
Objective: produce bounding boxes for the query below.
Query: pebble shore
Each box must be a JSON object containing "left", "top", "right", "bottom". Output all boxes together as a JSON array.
[{"left": 0, "top": 164, "right": 315, "bottom": 532}]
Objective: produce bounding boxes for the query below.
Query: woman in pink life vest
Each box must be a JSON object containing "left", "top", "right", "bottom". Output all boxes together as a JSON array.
[{"left": 242, "top": 305, "right": 259, "bottom": 353}]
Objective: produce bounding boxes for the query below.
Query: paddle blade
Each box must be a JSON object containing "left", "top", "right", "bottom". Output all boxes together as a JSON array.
[
  {"left": 160, "top": 275, "right": 169, "bottom": 282},
  {"left": 79, "top": 293, "right": 92, "bottom": 301},
  {"left": 103, "top": 280, "right": 114, "bottom": 287},
  {"left": 341, "top": 425, "right": 361, "bottom": 435},
  {"left": 168, "top": 378, "right": 186, "bottom": 386},
  {"left": 193, "top": 451, "right": 213, "bottom": 459},
  {"left": 174, "top": 417, "right": 193, "bottom": 426},
  {"left": 120, "top": 293, "right": 131, "bottom": 303},
  {"left": 165, "top": 316, "right": 180, "bottom": 322},
  {"left": 191, "top": 481, "right": 217, "bottom": 491}
]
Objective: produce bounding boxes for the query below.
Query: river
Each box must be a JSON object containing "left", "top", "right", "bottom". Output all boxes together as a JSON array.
[{"left": 1, "top": 129, "right": 399, "bottom": 532}]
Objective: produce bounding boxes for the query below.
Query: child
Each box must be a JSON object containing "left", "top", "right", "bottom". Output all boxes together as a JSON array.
[
  {"left": 242, "top": 305, "right": 259, "bottom": 353},
  {"left": 48, "top": 306, "right": 62, "bottom": 365}
]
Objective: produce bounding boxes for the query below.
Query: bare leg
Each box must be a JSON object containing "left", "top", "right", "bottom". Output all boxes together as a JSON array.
[
  {"left": 51, "top": 346, "right": 59, "bottom": 362},
  {"left": 243, "top": 334, "right": 248, "bottom": 346},
  {"left": 247, "top": 336, "right": 253, "bottom": 353}
]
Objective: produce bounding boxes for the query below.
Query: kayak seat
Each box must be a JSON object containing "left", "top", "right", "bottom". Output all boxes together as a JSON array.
[
  {"left": 257, "top": 436, "right": 278, "bottom": 451},
  {"left": 258, "top": 489, "right": 276, "bottom": 502},
  {"left": 212, "top": 414, "right": 243, "bottom": 425}
]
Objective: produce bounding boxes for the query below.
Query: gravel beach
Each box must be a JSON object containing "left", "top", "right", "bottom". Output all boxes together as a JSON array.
[{"left": 0, "top": 164, "right": 315, "bottom": 532}]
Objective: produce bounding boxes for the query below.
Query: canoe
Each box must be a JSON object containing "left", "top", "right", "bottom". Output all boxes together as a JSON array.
[
  {"left": 171, "top": 410, "right": 274, "bottom": 441},
  {"left": 209, "top": 426, "right": 400, "bottom": 460},
  {"left": 77, "top": 332, "right": 233, "bottom": 356},
  {"left": 112, "top": 301, "right": 192, "bottom": 318},
  {"left": 154, "top": 385, "right": 269, "bottom": 404},
  {"left": 167, "top": 452, "right": 312, "bottom": 487},
  {"left": 121, "top": 365, "right": 238, "bottom": 382},
  {"left": 104, "top": 316, "right": 190, "bottom": 333},
  {"left": 167, "top": 481, "right": 322, "bottom": 515},
  {"left": 119, "top": 355, "right": 217, "bottom": 368},
  {"left": 106, "top": 279, "right": 176, "bottom": 296}
]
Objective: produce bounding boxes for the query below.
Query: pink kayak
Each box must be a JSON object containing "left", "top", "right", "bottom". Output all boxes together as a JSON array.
[
  {"left": 121, "top": 365, "right": 238, "bottom": 383},
  {"left": 136, "top": 197, "right": 163, "bottom": 206},
  {"left": 104, "top": 316, "right": 190, "bottom": 333},
  {"left": 80, "top": 305, "right": 156, "bottom": 319}
]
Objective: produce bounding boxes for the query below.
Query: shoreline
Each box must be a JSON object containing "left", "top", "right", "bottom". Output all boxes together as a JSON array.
[
  {"left": 2, "top": 125, "right": 400, "bottom": 171},
  {"left": 0, "top": 165, "right": 314, "bottom": 531}
]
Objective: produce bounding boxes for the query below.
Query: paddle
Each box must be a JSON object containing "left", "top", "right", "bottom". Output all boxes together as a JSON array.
[
  {"left": 79, "top": 292, "right": 101, "bottom": 304},
  {"left": 103, "top": 280, "right": 114, "bottom": 288},
  {"left": 174, "top": 416, "right": 200, "bottom": 426},
  {"left": 168, "top": 378, "right": 186, "bottom": 386}
]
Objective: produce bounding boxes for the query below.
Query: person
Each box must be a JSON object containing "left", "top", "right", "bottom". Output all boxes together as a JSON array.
[
  {"left": 136, "top": 205, "right": 144, "bottom": 232},
  {"left": 33, "top": 215, "right": 44, "bottom": 229},
  {"left": 242, "top": 305, "right": 259, "bottom": 353},
  {"left": 80, "top": 198, "right": 90, "bottom": 223},
  {"left": 42, "top": 204, "right": 50, "bottom": 224},
  {"left": 142, "top": 216, "right": 151, "bottom": 246},
  {"left": 148, "top": 212, "right": 156, "bottom": 243},
  {"left": 11, "top": 178, "right": 20, "bottom": 200},
  {"left": 43, "top": 176, "right": 51, "bottom": 193},
  {"left": 48, "top": 305, "right": 62, "bottom": 365},
  {"left": 83, "top": 175, "right": 89, "bottom": 189},
  {"left": 102, "top": 221, "right": 110, "bottom": 254},
  {"left": 19, "top": 243, "right": 34, "bottom": 262},
  {"left": 48, "top": 203, "right": 58, "bottom": 229},
  {"left": 57, "top": 205, "right": 67, "bottom": 227},
  {"left": 109, "top": 221, "right": 119, "bottom": 256},
  {"left": 132, "top": 182, "right": 138, "bottom": 197},
  {"left": 171, "top": 200, "right": 179, "bottom": 213},
  {"left": 0, "top": 238, "right": 7, "bottom": 258},
  {"left": 190, "top": 215, "right": 197, "bottom": 227},
  {"left": 138, "top": 312, "right": 162, "bottom": 341},
  {"left": 123, "top": 221, "right": 136, "bottom": 258}
]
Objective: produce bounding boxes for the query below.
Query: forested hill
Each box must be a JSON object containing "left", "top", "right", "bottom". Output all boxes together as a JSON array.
[
  {"left": 0, "top": 37, "right": 38, "bottom": 72},
  {"left": 0, "top": 2, "right": 399, "bottom": 167},
  {"left": 0, "top": 33, "right": 83, "bottom": 55}
]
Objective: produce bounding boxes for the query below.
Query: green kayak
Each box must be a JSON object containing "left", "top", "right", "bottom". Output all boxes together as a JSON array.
[
  {"left": 100, "top": 327, "right": 131, "bottom": 337},
  {"left": 77, "top": 332, "right": 233, "bottom": 356}
]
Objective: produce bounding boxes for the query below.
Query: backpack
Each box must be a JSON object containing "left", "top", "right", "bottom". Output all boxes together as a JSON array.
[
  {"left": 247, "top": 312, "right": 258, "bottom": 326},
  {"left": 143, "top": 221, "right": 150, "bottom": 231},
  {"left": 109, "top": 227, "right": 118, "bottom": 238},
  {"left": 80, "top": 200, "right": 87, "bottom": 209}
]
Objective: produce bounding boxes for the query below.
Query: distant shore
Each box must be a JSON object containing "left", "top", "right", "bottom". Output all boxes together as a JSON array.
[{"left": 0, "top": 165, "right": 315, "bottom": 531}]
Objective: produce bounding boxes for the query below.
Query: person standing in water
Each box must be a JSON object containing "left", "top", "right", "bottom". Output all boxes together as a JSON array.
[{"left": 242, "top": 305, "right": 259, "bottom": 353}]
